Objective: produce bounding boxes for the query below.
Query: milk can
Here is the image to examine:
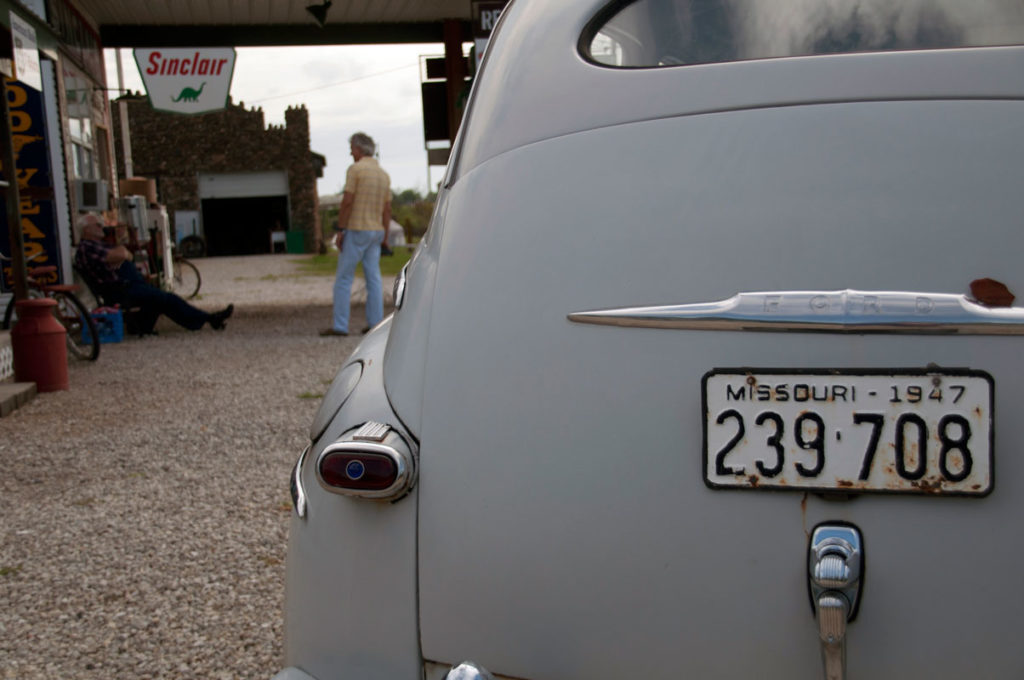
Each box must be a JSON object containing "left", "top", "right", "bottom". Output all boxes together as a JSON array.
[{"left": 11, "top": 298, "right": 69, "bottom": 392}]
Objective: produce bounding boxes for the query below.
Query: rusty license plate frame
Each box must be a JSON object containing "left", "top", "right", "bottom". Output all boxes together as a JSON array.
[{"left": 702, "top": 368, "right": 993, "bottom": 496}]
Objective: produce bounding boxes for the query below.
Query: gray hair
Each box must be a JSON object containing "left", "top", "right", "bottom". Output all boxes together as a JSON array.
[
  {"left": 349, "top": 132, "right": 376, "bottom": 156},
  {"left": 76, "top": 213, "right": 103, "bottom": 230}
]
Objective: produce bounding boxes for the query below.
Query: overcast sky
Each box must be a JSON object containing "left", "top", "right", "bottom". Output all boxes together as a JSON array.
[{"left": 104, "top": 44, "right": 446, "bottom": 198}]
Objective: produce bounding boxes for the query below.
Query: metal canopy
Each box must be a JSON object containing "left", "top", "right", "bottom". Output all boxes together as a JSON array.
[{"left": 73, "top": 0, "right": 474, "bottom": 47}]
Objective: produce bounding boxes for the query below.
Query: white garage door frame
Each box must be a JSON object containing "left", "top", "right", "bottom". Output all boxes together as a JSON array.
[{"left": 197, "top": 170, "right": 289, "bottom": 199}]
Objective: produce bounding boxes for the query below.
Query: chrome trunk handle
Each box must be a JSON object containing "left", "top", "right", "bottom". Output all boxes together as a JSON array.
[
  {"left": 808, "top": 524, "right": 863, "bottom": 680},
  {"left": 569, "top": 289, "right": 1024, "bottom": 334}
]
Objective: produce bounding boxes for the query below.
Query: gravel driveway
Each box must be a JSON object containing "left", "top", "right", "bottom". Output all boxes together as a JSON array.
[{"left": 0, "top": 254, "right": 389, "bottom": 679}]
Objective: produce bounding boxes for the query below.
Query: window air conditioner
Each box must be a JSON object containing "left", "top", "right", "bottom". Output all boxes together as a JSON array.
[{"left": 75, "top": 179, "right": 108, "bottom": 211}]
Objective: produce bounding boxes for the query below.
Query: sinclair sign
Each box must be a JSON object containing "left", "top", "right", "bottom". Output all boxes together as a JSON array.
[{"left": 134, "top": 47, "right": 236, "bottom": 114}]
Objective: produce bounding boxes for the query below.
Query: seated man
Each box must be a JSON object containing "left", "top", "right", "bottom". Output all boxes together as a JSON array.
[{"left": 74, "top": 214, "right": 233, "bottom": 332}]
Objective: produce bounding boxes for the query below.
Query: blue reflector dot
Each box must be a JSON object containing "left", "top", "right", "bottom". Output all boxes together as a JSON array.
[{"left": 345, "top": 460, "right": 366, "bottom": 480}]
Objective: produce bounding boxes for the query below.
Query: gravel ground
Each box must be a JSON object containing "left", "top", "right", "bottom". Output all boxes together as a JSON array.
[{"left": 0, "top": 254, "right": 390, "bottom": 679}]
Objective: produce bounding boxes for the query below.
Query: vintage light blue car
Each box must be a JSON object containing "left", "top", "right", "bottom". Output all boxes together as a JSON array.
[{"left": 276, "top": 1, "right": 1024, "bottom": 678}]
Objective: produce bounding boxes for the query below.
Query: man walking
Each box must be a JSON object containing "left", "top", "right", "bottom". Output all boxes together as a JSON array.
[{"left": 322, "top": 132, "right": 391, "bottom": 337}]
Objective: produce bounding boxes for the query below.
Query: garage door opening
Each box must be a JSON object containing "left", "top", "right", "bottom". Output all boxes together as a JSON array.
[{"left": 201, "top": 196, "right": 290, "bottom": 256}]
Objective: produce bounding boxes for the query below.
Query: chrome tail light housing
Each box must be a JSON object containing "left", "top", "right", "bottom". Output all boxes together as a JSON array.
[{"left": 315, "top": 421, "right": 416, "bottom": 501}]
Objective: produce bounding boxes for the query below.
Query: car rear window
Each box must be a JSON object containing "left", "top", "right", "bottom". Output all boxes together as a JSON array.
[{"left": 585, "top": 0, "right": 1024, "bottom": 67}]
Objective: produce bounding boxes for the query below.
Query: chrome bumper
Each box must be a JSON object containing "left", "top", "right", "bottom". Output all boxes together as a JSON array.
[
  {"left": 271, "top": 668, "right": 317, "bottom": 680},
  {"left": 444, "top": 662, "right": 496, "bottom": 680},
  {"left": 272, "top": 661, "right": 496, "bottom": 680}
]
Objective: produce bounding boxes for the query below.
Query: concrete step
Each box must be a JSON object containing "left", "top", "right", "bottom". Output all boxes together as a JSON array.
[
  {"left": 0, "top": 331, "right": 37, "bottom": 416},
  {"left": 0, "top": 381, "right": 36, "bottom": 417}
]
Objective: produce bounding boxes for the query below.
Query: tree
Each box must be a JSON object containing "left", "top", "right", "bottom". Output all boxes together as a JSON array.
[{"left": 390, "top": 188, "right": 435, "bottom": 242}]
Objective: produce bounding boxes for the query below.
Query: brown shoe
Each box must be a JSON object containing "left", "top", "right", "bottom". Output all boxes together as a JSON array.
[{"left": 320, "top": 328, "right": 349, "bottom": 337}]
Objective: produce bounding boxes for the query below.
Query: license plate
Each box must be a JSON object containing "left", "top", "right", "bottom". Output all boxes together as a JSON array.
[{"left": 702, "top": 369, "right": 993, "bottom": 496}]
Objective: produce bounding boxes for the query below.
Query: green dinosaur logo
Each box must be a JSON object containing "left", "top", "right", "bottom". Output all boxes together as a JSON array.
[{"left": 172, "top": 82, "right": 207, "bottom": 103}]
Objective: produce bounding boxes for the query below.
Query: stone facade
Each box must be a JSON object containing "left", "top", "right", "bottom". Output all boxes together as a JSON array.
[{"left": 110, "top": 94, "right": 324, "bottom": 253}]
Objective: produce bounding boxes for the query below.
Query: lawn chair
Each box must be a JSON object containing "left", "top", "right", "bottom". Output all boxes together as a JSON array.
[{"left": 73, "top": 263, "right": 158, "bottom": 336}]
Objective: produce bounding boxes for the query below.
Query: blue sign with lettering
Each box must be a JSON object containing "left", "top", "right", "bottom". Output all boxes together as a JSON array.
[{"left": 1, "top": 78, "right": 61, "bottom": 291}]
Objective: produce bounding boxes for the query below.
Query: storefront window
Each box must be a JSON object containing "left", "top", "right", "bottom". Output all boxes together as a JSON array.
[
  {"left": 72, "top": 143, "right": 95, "bottom": 180},
  {"left": 62, "top": 61, "right": 98, "bottom": 181}
]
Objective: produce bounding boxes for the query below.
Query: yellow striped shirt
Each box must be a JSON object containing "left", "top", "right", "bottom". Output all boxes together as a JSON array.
[{"left": 343, "top": 157, "right": 390, "bottom": 231}]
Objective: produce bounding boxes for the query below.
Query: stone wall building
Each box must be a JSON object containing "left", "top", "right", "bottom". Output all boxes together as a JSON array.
[{"left": 111, "top": 94, "right": 325, "bottom": 256}]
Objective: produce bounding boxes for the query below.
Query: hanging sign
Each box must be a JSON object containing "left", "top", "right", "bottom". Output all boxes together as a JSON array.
[
  {"left": 133, "top": 47, "right": 236, "bottom": 114},
  {"left": 9, "top": 12, "right": 41, "bottom": 91},
  {"left": 472, "top": 1, "right": 508, "bottom": 71},
  {"left": 1, "top": 25, "right": 11, "bottom": 77}
]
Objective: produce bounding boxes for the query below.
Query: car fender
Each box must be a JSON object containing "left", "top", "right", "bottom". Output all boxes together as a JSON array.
[{"left": 284, "top": 319, "right": 421, "bottom": 680}]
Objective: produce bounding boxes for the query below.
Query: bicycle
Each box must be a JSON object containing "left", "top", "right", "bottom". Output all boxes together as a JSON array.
[
  {"left": 121, "top": 241, "right": 201, "bottom": 300},
  {"left": 132, "top": 240, "right": 201, "bottom": 300},
  {"left": 178, "top": 234, "right": 206, "bottom": 259},
  {"left": 169, "top": 248, "right": 201, "bottom": 299},
  {"left": 1, "top": 253, "right": 100, "bottom": 361}
]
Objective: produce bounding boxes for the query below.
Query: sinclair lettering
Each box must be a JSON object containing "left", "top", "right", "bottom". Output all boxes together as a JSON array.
[
  {"left": 145, "top": 51, "right": 230, "bottom": 77},
  {"left": 134, "top": 47, "right": 236, "bottom": 115}
]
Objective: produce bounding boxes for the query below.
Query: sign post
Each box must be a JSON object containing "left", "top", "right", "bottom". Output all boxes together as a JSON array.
[
  {"left": 2, "top": 10, "right": 44, "bottom": 302},
  {"left": 133, "top": 47, "right": 236, "bottom": 115}
]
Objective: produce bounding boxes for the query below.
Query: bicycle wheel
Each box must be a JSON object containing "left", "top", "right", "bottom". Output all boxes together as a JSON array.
[
  {"left": 171, "top": 258, "right": 201, "bottom": 299},
  {"left": 179, "top": 235, "right": 206, "bottom": 258},
  {"left": 52, "top": 291, "right": 100, "bottom": 361},
  {"left": 2, "top": 289, "right": 44, "bottom": 329}
]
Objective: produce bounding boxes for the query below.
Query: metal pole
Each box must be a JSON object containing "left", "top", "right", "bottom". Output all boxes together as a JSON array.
[
  {"left": 116, "top": 49, "right": 133, "bottom": 178},
  {"left": 1, "top": 78, "right": 28, "bottom": 301},
  {"left": 443, "top": 19, "right": 467, "bottom": 143}
]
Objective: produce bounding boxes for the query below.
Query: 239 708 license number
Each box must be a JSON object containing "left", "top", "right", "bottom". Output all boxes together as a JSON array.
[{"left": 702, "top": 369, "right": 993, "bottom": 496}]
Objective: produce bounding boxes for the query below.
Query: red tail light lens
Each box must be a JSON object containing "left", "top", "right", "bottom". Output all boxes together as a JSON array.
[{"left": 319, "top": 451, "right": 398, "bottom": 491}]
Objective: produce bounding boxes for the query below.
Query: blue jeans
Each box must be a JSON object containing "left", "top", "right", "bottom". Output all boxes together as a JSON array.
[
  {"left": 106, "top": 261, "right": 209, "bottom": 331},
  {"left": 332, "top": 229, "right": 384, "bottom": 333}
]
